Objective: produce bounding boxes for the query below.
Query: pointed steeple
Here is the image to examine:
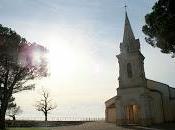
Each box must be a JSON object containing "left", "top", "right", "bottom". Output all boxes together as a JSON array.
[
  {"left": 117, "top": 10, "right": 146, "bottom": 90},
  {"left": 123, "top": 12, "right": 135, "bottom": 43},
  {"left": 119, "top": 11, "right": 140, "bottom": 54}
]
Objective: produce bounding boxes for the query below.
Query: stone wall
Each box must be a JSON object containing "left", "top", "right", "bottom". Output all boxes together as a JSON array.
[
  {"left": 106, "top": 107, "right": 116, "bottom": 123},
  {"left": 147, "top": 79, "right": 175, "bottom": 122}
]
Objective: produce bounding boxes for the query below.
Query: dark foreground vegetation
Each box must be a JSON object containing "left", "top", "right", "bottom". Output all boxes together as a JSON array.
[
  {"left": 6, "top": 120, "right": 87, "bottom": 127},
  {"left": 7, "top": 128, "right": 49, "bottom": 130}
]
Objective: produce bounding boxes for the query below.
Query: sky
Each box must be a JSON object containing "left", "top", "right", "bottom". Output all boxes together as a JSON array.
[{"left": 0, "top": 0, "right": 175, "bottom": 120}]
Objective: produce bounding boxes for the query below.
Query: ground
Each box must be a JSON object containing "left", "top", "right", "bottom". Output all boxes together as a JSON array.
[
  {"left": 8, "top": 128, "right": 49, "bottom": 130},
  {"left": 8, "top": 121, "right": 175, "bottom": 130},
  {"left": 51, "top": 122, "right": 158, "bottom": 130}
]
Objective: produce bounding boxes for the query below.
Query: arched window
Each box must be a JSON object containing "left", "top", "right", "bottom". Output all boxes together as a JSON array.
[{"left": 127, "top": 63, "right": 132, "bottom": 78}]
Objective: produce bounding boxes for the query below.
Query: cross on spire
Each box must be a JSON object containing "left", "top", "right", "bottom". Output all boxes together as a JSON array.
[{"left": 124, "top": 3, "right": 127, "bottom": 13}]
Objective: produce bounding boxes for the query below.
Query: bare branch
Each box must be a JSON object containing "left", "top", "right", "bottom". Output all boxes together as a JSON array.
[{"left": 35, "top": 89, "right": 57, "bottom": 121}]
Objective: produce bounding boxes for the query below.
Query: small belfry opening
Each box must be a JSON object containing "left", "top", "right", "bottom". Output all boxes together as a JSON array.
[{"left": 125, "top": 104, "right": 140, "bottom": 124}]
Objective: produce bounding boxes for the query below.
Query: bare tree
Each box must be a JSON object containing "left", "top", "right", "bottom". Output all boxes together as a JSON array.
[{"left": 35, "top": 89, "right": 56, "bottom": 122}]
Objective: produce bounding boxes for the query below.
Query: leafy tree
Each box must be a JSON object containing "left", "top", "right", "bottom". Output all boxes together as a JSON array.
[
  {"left": 6, "top": 96, "right": 22, "bottom": 121},
  {"left": 35, "top": 89, "right": 56, "bottom": 122},
  {"left": 142, "top": 0, "right": 175, "bottom": 58},
  {"left": 0, "top": 24, "right": 48, "bottom": 130},
  {"left": 7, "top": 96, "right": 16, "bottom": 110},
  {"left": 6, "top": 105, "right": 22, "bottom": 121}
]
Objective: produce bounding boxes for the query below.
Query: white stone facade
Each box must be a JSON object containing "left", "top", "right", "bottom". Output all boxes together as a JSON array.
[{"left": 105, "top": 13, "right": 175, "bottom": 126}]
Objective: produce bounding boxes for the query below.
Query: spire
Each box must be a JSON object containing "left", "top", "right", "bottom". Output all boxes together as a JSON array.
[{"left": 123, "top": 12, "right": 135, "bottom": 43}]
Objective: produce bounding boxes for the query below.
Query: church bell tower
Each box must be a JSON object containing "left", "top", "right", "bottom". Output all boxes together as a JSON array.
[{"left": 117, "top": 12, "right": 146, "bottom": 88}]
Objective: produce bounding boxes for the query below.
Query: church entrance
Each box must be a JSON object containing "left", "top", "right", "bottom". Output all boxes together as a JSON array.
[{"left": 125, "top": 105, "right": 140, "bottom": 124}]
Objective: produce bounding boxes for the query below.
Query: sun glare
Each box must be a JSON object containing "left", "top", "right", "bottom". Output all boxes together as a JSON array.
[{"left": 47, "top": 37, "right": 79, "bottom": 80}]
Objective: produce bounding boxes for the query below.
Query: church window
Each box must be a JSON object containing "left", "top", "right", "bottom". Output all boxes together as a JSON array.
[{"left": 127, "top": 63, "right": 132, "bottom": 78}]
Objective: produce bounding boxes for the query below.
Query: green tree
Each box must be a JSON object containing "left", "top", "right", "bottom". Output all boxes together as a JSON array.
[
  {"left": 0, "top": 24, "right": 47, "bottom": 130},
  {"left": 6, "top": 96, "right": 22, "bottom": 122},
  {"left": 7, "top": 96, "right": 16, "bottom": 110},
  {"left": 142, "top": 0, "right": 175, "bottom": 58},
  {"left": 6, "top": 105, "right": 22, "bottom": 121}
]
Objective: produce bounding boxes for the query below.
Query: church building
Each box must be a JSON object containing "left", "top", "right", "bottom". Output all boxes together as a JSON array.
[{"left": 105, "top": 12, "right": 175, "bottom": 126}]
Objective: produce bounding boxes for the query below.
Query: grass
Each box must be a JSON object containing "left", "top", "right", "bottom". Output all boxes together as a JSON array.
[{"left": 7, "top": 128, "right": 50, "bottom": 130}]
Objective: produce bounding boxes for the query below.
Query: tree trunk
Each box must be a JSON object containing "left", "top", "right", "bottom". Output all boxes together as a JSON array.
[
  {"left": 0, "top": 96, "right": 9, "bottom": 130},
  {"left": 12, "top": 116, "right": 16, "bottom": 121},
  {"left": 0, "top": 113, "right": 6, "bottom": 130},
  {"left": 44, "top": 112, "right": 47, "bottom": 127},
  {"left": 0, "top": 101, "right": 7, "bottom": 130},
  {"left": 45, "top": 112, "right": 47, "bottom": 122},
  {"left": 12, "top": 116, "right": 16, "bottom": 126}
]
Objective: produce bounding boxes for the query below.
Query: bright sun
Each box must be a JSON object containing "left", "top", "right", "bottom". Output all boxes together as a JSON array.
[{"left": 47, "top": 37, "right": 79, "bottom": 80}]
